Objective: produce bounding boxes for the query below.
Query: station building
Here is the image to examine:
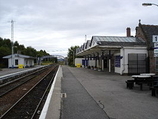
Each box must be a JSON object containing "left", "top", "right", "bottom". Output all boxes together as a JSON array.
[
  {"left": 136, "top": 23, "right": 158, "bottom": 73},
  {"left": 76, "top": 22, "right": 158, "bottom": 75},
  {"left": 3, "top": 54, "right": 35, "bottom": 68}
]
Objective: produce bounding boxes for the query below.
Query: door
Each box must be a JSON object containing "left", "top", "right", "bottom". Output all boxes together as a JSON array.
[{"left": 128, "top": 54, "right": 147, "bottom": 74}]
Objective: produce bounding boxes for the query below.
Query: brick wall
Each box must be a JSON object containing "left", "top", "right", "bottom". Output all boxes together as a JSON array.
[{"left": 136, "top": 24, "right": 155, "bottom": 73}]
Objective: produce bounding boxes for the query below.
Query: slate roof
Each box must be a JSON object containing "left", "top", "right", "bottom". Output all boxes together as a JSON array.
[
  {"left": 91, "top": 36, "right": 146, "bottom": 46},
  {"left": 3, "top": 54, "right": 35, "bottom": 59},
  {"left": 140, "top": 24, "right": 158, "bottom": 48},
  {"left": 76, "top": 35, "right": 147, "bottom": 55},
  {"left": 140, "top": 24, "right": 158, "bottom": 42}
]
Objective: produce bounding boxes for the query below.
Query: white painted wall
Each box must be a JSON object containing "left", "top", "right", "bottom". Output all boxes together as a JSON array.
[
  {"left": 120, "top": 47, "right": 147, "bottom": 75},
  {"left": 89, "top": 59, "right": 95, "bottom": 66},
  {"left": 8, "top": 58, "right": 12, "bottom": 68},
  {"left": 114, "top": 52, "right": 121, "bottom": 74},
  {"left": 8, "top": 57, "right": 34, "bottom": 68},
  {"left": 18, "top": 57, "right": 24, "bottom": 66},
  {"left": 75, "top": 58, "right": 84, "bottom": 66}
]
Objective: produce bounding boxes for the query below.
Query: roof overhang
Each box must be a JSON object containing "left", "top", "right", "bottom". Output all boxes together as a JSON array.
[
  {"left": 76, "top": 45, "right": 122, "bottom": 56},
  {"left": 76, "top": 45, "right": 147, "bottom": 56}
]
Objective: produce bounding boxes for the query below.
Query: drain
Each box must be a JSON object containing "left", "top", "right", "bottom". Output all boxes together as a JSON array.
[{"left": 61, "top": 93, "right": 67, "bottom": 98}]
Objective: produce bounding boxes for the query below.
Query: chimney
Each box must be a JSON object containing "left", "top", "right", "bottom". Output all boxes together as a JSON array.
[{"left": 126, "top": 27, "right": 131, "bottom": 37}]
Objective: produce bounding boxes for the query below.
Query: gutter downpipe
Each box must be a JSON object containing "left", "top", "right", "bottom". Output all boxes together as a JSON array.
[
  {"left": 121, "top": 47, "right": 125, "bottom": 75},
  {"left": 109, "top": 50, "right": 111, "bottom": 72}
]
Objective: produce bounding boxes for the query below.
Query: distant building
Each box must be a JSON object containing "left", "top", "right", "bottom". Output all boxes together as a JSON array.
[{"left": 3, "top": 54, "right": 35, "bottom": 68}]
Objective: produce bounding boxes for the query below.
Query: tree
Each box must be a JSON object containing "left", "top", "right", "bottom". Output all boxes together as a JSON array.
[
  {"left": 0, "top": 46, "right": 11, "bottom": 68},
  {"left": 0, "top": 37, "right": 51, "bottom": 68},
  {"left": 24, "top": 46, "right": 37, "bottom": 57},
  {"left": 67, "top": 46, "right": 79, "bottom": 66},
  {"left": 37, "top": 50, "right": 49, "bottom": 57}
]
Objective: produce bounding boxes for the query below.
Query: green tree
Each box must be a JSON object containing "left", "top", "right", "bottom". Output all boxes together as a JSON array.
[
  {"left": 0, "top": 37, "right": 51, "bottom": 67},
  {"left": 3, "top": 38, "right": 12, "bottom": 49},
  {"left": 24, "top": 46, "right": 37, "bottom": 57},
  {"left": 37, "top": 50, "right": 49, "bottom": 57},
  {"left": 67, "top": 46, "right": 79, "bottom": 66}
]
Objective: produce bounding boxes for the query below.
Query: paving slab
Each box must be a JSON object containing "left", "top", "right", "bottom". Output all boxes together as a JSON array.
[
  {"left": 61, "top": 65, "right": 110, "bottom": 119},
  {"left": 0, "top": 68, "right": 27, "bottom": 76},
  {"left": 0, "top": 65, "right": 42, "bottom": 76},
  {"left": 61, "top": 65, "right": 158, "bottom": 119}
]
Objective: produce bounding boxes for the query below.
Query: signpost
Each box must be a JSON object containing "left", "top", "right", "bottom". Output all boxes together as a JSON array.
[
  {"left": 153, "top": 35, "right": 158, "bottom": 57},
  {"left": 153, "top": 35, "right": 158, "bottom": 42}
]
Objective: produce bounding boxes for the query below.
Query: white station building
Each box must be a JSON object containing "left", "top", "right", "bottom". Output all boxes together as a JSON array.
[
  {"left": 76, "top": 28, "right": 147, "bottom": 75},
  {"left": 3, "top": 54, "right": 35, "bottom": 68}
]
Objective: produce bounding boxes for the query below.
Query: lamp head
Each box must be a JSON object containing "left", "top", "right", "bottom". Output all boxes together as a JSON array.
[{"left": 142, "top": 3, "right": 152, "bottom": 6}]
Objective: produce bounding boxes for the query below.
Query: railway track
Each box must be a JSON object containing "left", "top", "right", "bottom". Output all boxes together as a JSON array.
[
  {"left": 0, "top": 64, "right": 59, "bottom": 119},
  {"left": 0, "top": 66, "right": 49, "bottom": 97}
]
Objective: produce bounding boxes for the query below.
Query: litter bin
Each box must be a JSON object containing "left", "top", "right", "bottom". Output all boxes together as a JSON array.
[
  {"left": 18, "top": 64, "right": 24, "bottom": 68},
  {"left": 76, "top": 63, "right": 81, "bottom": 68}
]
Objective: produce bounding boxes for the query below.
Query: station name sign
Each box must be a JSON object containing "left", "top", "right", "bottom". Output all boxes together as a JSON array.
[
  {"left": 153, "top": 35, "right": 158, "bottom": 57},
  {"left": 153, "top": 35, "right": 158, "bottom": 42},
  {"left": 154, "top": 42, "right": 158, "bottom": 47}
]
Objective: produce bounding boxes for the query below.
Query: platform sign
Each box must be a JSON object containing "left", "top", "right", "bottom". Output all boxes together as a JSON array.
[
  {"left": 153, "top": 35, "right": 158, "bottom": 42},
  {"left": 154, "top": 53, "right": 158, "bottom": 57},
  {"left": 154, "top": 42, "right": 158, "bottom": 48},
  {"left": 154, "top": 49, "right": 158, "bottom": 53},
  {"left": 115, "top": 55, "right": 120, "bottom": 67}
]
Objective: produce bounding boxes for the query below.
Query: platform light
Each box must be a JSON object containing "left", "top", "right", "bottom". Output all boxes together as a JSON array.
[{"left": 142, "top": 3, "right": 158, "bottom": 7}]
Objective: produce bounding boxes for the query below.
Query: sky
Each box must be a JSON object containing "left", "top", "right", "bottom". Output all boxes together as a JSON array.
[{"left": 0, "top": 0, "right": 158, "bottom": 57}]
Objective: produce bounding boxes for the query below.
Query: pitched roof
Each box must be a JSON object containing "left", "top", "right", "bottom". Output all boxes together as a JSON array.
[
  {"left": 140, "top": 24, "right": 158, "bottom": 42},
  {"left": 3, "top": 54, "right": 35, "bottom": 59},
  {"left": 90, "top": 36, "right": 146, "bottom": 46}
]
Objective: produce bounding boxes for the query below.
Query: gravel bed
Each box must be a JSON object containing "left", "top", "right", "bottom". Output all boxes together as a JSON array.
[{"left": 0, "top": 65, "right": 57, "bottom": 117}]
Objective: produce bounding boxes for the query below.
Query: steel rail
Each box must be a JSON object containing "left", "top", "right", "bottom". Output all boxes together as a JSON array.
[
  {"left": 0, "top": 65, "right": 47, "bottom": 85},
  {"left": 0, "top": 65, "right": 58, "bottom": 119},
  {"left": 31, "top": 66, "right": 58, "bottom": 119},
  {"left": 0, "top": 66, "right": 50, "bottom": 97}
]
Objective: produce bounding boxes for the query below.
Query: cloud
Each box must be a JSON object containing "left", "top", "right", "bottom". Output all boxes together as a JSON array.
[{"left": 0, "top": 0, "right": 158, "bottom": 57}]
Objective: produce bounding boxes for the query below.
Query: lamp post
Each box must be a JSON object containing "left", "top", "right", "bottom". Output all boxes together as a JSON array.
[
  {"left": 142, "top": 3, "right": 158, "bottom": 7},
  {"left": 11, "top": 20, "right": 14, "bottom": 68},
  {"left": 142, "top": 3, "right": 158, "bottom": 73}
]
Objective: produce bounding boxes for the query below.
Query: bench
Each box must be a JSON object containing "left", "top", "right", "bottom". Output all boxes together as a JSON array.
[
  {"left": 151, "top": 85, "right": 158, "bottom": 96},
  {"left": 126, "top": 80, "right": 135, "bottom": 89},
  {"left": 151, "top": 80, "right": 158, "bottom": 96},
  {"left": 131, "top": 75, "right": 152, "bottom": 90}
]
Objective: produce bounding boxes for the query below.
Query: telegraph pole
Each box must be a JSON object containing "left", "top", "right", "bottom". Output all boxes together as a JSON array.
[
  {"left": 11, "top": 20, "right": 14, "bottom": 68},
  {"left": 85, "top": 35, "right": 87, "bottom": 42}
]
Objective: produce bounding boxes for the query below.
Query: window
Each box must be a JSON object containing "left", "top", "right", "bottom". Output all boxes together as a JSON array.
[{"left": 15, "top": 59, "right": 18, "bottom": 65}]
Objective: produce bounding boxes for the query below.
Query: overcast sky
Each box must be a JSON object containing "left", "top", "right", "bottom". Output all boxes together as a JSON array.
[{"left": 0, "top": 0, "right": 158, "bottom": 57}]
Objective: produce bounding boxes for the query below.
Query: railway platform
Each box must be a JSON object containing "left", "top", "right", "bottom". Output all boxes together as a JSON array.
[
  {"left": 0, "top": 68, "right": 27, "bottom": 76},
  {"left": 0, "top": 65, "right": 43, "bottom": 76},
  {"left": 44, "top": 65, "right": 158, "bottom": 119},
  {"left": 1, "top": 65, "right": 158, "bottom": 119}
]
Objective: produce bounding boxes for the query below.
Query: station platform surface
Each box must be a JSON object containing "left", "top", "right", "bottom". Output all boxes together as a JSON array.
[
  {"left": 0, "top": 65, "right": 42, "bottom": 76},
  {"left": 59, "top": 66, "right": 158, "bottom": 119},
  {"left": 0, "top": 68, "right": 28, "bottom": 76},
  {"left": 61, "top": 65, "right": 109, "bottom": 119}
]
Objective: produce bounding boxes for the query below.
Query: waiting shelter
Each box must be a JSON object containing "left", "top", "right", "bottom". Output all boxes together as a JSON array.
[{"left": 3, "top": 54, "right": 35, "bottom": 68}]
